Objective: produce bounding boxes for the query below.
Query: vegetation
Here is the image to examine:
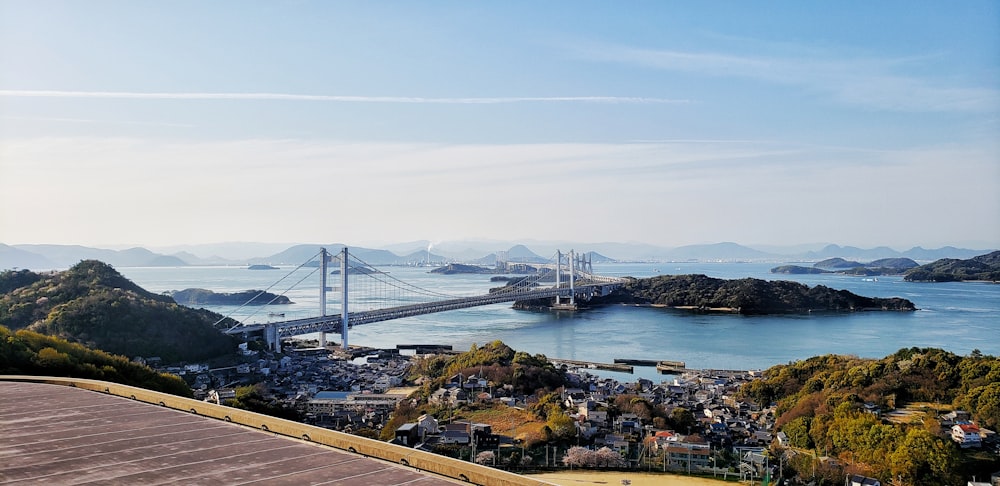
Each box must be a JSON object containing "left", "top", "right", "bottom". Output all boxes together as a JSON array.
[
  {"left": 740, "top": 347, "right": 1000, "bottom": 485},
  {"left": 770, "top": 265, "right": 829, "bottom": 274},
  {"left": 904, "top": 250, "right": 1000, "bottom": 282},
  {"left": 0, "top": 261, "right": 239, "bottom": 363},
  {"left": 429, "top": 263, "right": 494, "bottom": 275},
  {"left": 774, "top": 258, "right": 919, "bottom": 277},
  {"left": 410, "top": 340, "right": 567, "bottom": 397},
  {"left": 814, "top": 258, "right": 864, "bottom": 269},
  {"left": 167, "top": 288, "right": 292, "bottom": 306},
  {"left": 0, "top": 325, "right": 192, "bottom": 397},
  {"left": 228, "top": 383, "right": 301, "bottom": 421},
  {"left": 591, "top": 274, "right": 915, "bottom": 314}
]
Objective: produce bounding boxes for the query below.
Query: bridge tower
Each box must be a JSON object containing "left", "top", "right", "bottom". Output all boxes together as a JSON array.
[
  {"left": 319, "top": 248, "right": 329, "bottom": 348},
  {"left": 317, "top": 247, "right": 350, "bottom": 350},
  {"left": 553, "top": 249, "right": 577, "bottom": 310},
  {"left": 340, "top": 246, "right": 349, "bottom": 351}
]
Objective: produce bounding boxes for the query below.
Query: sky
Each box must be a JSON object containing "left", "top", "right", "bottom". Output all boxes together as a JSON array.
[{"left": 1, "top": 1, "right": 998, "bottom": 250}]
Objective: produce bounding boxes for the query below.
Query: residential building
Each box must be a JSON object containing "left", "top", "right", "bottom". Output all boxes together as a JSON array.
[{"left": 952, "top": 423, "right": 982, "bottom": 448}]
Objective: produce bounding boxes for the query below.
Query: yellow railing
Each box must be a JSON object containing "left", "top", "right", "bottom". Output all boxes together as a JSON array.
[{"left": 1, "top": 375, "right": 555, "bottom": 486}]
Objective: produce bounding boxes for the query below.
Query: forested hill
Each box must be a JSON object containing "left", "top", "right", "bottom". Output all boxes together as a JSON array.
[
  {"left": 0, "top": 261, "right": 237, "bottom": 363},
  {"left": 904, "top": 250, "right": 1000, "bottom": 282},
  {"left": 740, "top": 348, "right": 999, "bottom": 484},
  {"left": 591, "top": 274, "right": 915, "bottom": 313}
]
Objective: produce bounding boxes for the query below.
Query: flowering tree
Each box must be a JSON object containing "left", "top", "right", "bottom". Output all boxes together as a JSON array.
[
  {"left": 563, "top": 446, "right": 594, "bottom": 467},
  {"left": 474, "top": 450, "right": 495, "bottom": 465},
  {"left": 563, "top": 446, "right": 627, "bottom": 468},
  {"left": 594, "top": 447, "right": 627, "bottom": 467}
]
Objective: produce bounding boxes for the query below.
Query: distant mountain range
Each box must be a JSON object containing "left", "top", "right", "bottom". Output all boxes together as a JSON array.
[{"left": 1, "top": 240, "right": 995, "bottom": 271}]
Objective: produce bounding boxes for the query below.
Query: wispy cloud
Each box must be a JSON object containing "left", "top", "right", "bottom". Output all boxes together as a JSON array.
[
  {"left": 1, "top": 115, "right": 195, "bottom": 128},
  {"left": 0, "top": 90, "right": 689, "bottom": 105},
  {"left": 575, "top": 43, "right": 999, "bottom": 113}
]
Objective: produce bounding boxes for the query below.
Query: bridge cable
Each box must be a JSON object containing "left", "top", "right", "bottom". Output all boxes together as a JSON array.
[{"left": 220, "top": 249, "right": 323, "bottom": 331}]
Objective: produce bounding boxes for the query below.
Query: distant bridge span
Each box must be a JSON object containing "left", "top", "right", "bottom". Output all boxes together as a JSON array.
[{"left": 224, "top": 247, "right": 626, "bottom": 351}]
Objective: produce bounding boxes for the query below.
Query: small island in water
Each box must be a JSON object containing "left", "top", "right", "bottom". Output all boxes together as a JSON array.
[
  {"left": 248, "top": 264, "right": 278, "bottom": 270},
  {"left": 168, "top": 288, "right": 292, "bottom": 306},
  {"left": 514, "top": 274, "right": 916, "bottom": 314}
]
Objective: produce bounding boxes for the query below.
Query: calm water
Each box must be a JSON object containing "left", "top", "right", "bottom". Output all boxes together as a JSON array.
[{"left": 118, "top": 262, "right": 999, "bottom": 381}]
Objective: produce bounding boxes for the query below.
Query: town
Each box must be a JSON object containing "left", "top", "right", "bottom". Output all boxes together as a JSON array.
[{"left": 150, "top": 337, "right": 999, "bottom": 485}]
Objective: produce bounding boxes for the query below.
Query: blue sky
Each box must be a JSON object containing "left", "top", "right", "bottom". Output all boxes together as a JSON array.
[{"left": 1, "top": 1, "right": 998, "bottom": 249}]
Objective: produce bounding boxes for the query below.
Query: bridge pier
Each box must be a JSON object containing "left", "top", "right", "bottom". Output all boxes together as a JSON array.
[{"left": 264, "top": 323, "right": 279, "bottom": 352}]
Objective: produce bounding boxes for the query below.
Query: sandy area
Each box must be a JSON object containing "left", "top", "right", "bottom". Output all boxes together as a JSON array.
[{"left": 527, "top": 471, "right": 734, "bottom": 486}]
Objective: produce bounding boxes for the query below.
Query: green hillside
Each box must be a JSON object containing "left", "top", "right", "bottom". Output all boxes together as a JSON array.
[
  {"left": 742, "top": 347, "right": 1000, "bottom": 484},
  {"left": 0, "top": 261, "right": 238, "bottom": 363},
  {"left": 0, "top": 325, "right": 192, "bottom": 397}
]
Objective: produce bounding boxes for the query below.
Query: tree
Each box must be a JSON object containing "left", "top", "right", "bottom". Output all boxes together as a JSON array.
[
  {"left": 782, "top": 416, "right": 813, "bottom": 449},
  {"left": 546, "top": 408, "right": 578, "bottom": 442},
  {"left": 594, "top": 447, "right": 626, "bottom": 467},
  {"left": 670, "top": 407, "right": 697, "bottom": 434},
  {"left": 563, "top": 446, "right": 592, "bottom": 467},
  {"left": 475, "top": 451, "right": 495, "bottom": 465},
  {"left": 888, "top": 428, "right": 957, "bottom": 485}
]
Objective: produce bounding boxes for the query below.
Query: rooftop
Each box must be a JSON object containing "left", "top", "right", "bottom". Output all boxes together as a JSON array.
[{"left": 1, "top": 381, "right": 460, "bottom": 485}]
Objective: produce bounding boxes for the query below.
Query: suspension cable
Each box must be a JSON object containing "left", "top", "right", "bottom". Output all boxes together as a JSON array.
[{"left": 221, "top": 249, "right": 323, "bottom": 331}]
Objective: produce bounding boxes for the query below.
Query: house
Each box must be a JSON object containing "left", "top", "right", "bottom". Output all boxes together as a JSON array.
[
  {"left": 663, "top": 442, "right": 710, "bottom": 470},
  {"left": 848, "top": 474, "right": 881, "bottom": 486},
  {"left": 439, "top": 429, "right": 470, "bottom": 445},
  {"left": 952, "top": 423, "right": 982, "bottom": 448},
  {"left": 776, "top": 431, "right": 789, "bottom": 446},
  {"left": 395, "top": 423, "right": 419, "bottom": 447},
  {"left": 416, "top": 414, "right": 439, "bottom": 439},
  {"left": 429, "top": 387, "right": 468, "bottom": 407},
  {"left": 579, "top": 405, "right": 608, "bottom": 426}
]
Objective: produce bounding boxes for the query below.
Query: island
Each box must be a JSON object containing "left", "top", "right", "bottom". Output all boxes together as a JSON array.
[
  {"left": 429, "top": 263, "right": 494, "bottom": 275},
  {"left": 771, "top": 257, "right": 919, "bottom": 276},
  {"left": 516, "top": 274, "right": 916, "bottom": 314},
  {"left": 904, "top": 250, "right": 1000, "bottom": 282},
  {"left": 248, "top": 264, "right": 278, "bottom": 270},
  {"left": 168, "top": 288, "right": 293, "bottom": 306}
]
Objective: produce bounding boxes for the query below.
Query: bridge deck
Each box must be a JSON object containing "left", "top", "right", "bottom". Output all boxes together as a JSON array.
[{"left": 227, "top": 281, "right": 624, "bottom": 339}]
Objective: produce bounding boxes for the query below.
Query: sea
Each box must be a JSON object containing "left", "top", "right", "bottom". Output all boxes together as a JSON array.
[{"left": 116, "top": 262, "right": 999, "bottom": 382}]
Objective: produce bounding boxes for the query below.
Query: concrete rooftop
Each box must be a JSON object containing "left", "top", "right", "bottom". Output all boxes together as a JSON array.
[{"left": 0, "top": 381, "right": 459, "bottom": 485}]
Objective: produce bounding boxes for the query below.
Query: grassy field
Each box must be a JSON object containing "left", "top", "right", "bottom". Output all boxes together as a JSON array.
[
  {"left": 457, "top": 406, "right": 549, "bottom": 445},
  {"left": 526, "top": 470, "right": 736, "bottom": 486}
]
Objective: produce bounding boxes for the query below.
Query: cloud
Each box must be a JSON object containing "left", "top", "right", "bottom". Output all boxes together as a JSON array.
[
  {"left": 4, "top": 136, "right": 996, "bottom": 249},
  {"left": 0, "top": 90, "right": 689, "bottom": 105},
  {"left": 574, "top": 43, "right": 999, "bottom": 113}
]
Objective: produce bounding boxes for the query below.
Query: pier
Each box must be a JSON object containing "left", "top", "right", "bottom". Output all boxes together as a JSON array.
[
  {"left": 613, "top": 358, "right": 659, "bottom": 367},
  {"left": 656, "top": 360, "right": 688, "bottom": 374},
  {"left": 397, "top": 344, "right": 454, "bottom": 352},
  {"left": 549, "top": 358, "right": 634, "bottom": 373}
]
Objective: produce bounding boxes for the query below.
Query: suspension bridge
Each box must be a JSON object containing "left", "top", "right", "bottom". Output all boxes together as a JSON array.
[{"left": 223, "top": 247, "right": 627, "bottom": 351}]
